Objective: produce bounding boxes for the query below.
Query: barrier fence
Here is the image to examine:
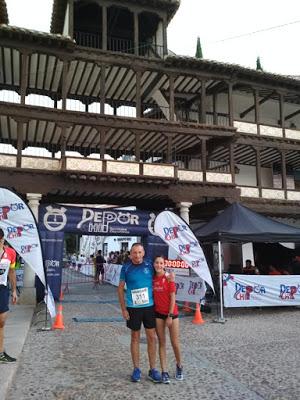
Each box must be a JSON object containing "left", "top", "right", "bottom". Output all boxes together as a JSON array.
[{"left": 62, "top": 262, "right": 95, "bottom": 293}]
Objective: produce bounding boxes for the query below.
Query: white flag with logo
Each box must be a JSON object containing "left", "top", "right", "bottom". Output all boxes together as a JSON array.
[
  {"left": 154, "top": 211, "right": 214, "bottom": 291},
  {"left": 0, "top": 187, "right": 56, "bottom": 317}
]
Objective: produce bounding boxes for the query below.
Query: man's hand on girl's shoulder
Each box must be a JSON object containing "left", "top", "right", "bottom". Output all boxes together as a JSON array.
[{"left": 167, "top": 272, "right": 175, "bottom": 282}]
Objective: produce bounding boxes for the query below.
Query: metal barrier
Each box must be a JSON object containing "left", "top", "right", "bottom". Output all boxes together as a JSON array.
[{"left": 62, "top": 263, "right": 95, "bottom": 293}]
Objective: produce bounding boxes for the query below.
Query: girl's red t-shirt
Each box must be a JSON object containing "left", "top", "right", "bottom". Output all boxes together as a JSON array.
[{"left": 153, "top": 274, "right": 178, "bottom": 316}]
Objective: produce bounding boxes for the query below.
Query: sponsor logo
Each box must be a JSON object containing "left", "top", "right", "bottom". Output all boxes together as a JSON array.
[
  {"left": 279, "top": 284, "right": 300, "bottom": 300},
  {"left": 178, "top": 241, "right": 198, "bottom": 255},
  {"left": 77, "top": 209, "right": 139, "bottom": 233},
  {"left": 43, "top": 206, "right": 67, "bottom": 232},
  {"left": 6, "top": 223, "right": 35, "bottom": 239},
  {"left": 0, "top": 203, "right": 25, "bottom": 220},
  {"left": 45, "top": 260, "right": 60, "bottom": 268},
  {"left": 234, "top": 283, "right": 266, "bottom": 300},
  {"left": 163, "top": 224, "right": 187, "bottom": 240},
  {"left": 20, "top": 244, "right": 39, "bottom": 254},
  {"left": 175, "top": 282, "right": 184, "bottom": 294},
  {"left": 188, "top": 280, "right": 204, "bottom": 295}
]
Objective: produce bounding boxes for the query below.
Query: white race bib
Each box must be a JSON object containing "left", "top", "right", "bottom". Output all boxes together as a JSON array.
[{"left": 131, "top": 287, "right": 149, "bottom": 306}]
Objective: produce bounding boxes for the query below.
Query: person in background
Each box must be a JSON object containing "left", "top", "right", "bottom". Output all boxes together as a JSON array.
[
  {"left": 0, "top": 228, "right": 17, "bottom": 363},
  {"left": 243, "top": 259, "right": 259, "bottom": 275},
  {"left": 95, "top": 250, "right": 106, "bottom": 286},
  {"left": 71, "top": 253, "right": 77, "bottom": 269},
  {"left": 268, "top": 265, "right": 282, "bottom": 275},
  {"left": 290, "top": 256, "right": 300, "bottom": 275},
  {"left": 153, "top": 256, "right": 183, "bottom": 383}
]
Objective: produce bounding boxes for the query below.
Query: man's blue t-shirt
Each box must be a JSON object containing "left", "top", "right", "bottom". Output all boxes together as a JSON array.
[{"left": 120, "top": 259, "right": 154, "bottom": 308}]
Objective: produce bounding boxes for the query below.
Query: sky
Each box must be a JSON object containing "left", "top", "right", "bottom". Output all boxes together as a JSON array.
[{"left": 4, "top": 0, "right": 300, "bottom": 76}]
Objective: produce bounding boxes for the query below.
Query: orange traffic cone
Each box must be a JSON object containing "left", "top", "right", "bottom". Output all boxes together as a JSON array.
[
  {"left": 52, "top": 304, "right": 65, "bottom": 330},
  {"left": 192, "top": 303, "right": 205, "bottom": 325},
  {"left": 59, "top": 288, "right": 64, "bottom": 301},
  {"left": 183, "top": 301, "right": 192, "bottom": 312}
]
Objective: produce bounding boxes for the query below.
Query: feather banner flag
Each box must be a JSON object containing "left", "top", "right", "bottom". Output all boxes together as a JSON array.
[
  {"left": 0, "top": 187, "right": 56, "bottom": 317},
  {"left": 154, "top": 210, "right": 214, "bottom": 291}
]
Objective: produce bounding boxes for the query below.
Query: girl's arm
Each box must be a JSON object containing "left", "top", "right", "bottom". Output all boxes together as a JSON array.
[{"left": 166, "top": 291, "right": 176, "bottom": 327}]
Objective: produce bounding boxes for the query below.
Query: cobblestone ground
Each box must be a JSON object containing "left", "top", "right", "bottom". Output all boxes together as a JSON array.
[{"left": 7, "top": 282, "right": 300, "bottom": 400}]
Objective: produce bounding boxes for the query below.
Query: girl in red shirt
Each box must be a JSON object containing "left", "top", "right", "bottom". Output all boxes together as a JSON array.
[{"left": 153, "top": 256, "right": 183, "bottom": 383}]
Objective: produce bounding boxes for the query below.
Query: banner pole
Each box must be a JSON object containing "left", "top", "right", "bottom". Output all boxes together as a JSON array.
[
  {"left": 214, "top": 240, "right": 226, "bottom": 323},
  {"left": 36, "top": 287, "right": 52, "bottom": 332}
]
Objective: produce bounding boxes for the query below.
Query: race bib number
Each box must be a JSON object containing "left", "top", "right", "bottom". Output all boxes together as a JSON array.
[{"left": 131, "top": 287, "right": 149, "bottom": 306}]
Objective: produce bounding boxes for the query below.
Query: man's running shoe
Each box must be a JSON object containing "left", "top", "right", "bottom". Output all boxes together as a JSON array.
[
  {"left": 148, "top": 368, "right": 161, "bottom": 383},
  {"left": 161, "top": 371, "right": 170, "bottom": 384},
  {"left": 131, "top": 367, "right": 141, "bottom": 382},
  {"left": 0, "top": 352, "right": 16, "bottom": 363},
  {"left": 175, "top": 364, "right": 183, "bottom": 380}
]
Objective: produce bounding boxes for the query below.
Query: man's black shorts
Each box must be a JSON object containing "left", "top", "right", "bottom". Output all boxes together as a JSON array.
[
  {"left": 0, "top": 285, "right": 9, "bottom": 314},
  {"left": 126, "top": 306, "right": 156, "bottom": 331}
]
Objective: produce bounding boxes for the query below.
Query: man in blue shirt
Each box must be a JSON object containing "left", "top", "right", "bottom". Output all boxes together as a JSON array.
[{"left": 118, "top": 243, "right": 161, "bottom": 383}]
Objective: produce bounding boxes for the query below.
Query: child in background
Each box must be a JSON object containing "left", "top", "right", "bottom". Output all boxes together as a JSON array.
[{"left": 153, "top": 256, "right": 183, "bottom": 383}]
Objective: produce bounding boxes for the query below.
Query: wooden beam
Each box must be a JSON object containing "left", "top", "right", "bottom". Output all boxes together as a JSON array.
[
  {"left": 134, "top": 11, "right": 139, "bottom": 56},
  {"left": 169, "top": 75, "right": 175, "bottom": 122},
  {"left": 283, "top": 108, "right": 300, "bottom": 121},
  {"left": 240, "top": 91, "right": 275, "bottom": 119},
  {"left": 102, "top": 5, "right": 107, "bottom": 51}
]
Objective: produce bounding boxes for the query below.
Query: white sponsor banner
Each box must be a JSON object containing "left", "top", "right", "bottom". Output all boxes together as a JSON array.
[
  {"left": 175, "top": 276, "right": 207, "bottom": 302},
  {"left": 104, "top": 263, "right": 122, "bottom": 286},
  {"left": 154, "top": 211, "right": 214, "bottom": 291},
  {"left": 0, "top": 188, "right": 56, "bottom": 317},
  {"left": 223, "top": 274, "right": 300, "bottom": 307},
  {"left": 80, "top": 263, "right": 94, "bottom": 277},
  {"left": 104, "top": 263, "right": 205, "bottom": 302},
  {"left": 165, "top": 267, "right": 190, "bottom": 277}
]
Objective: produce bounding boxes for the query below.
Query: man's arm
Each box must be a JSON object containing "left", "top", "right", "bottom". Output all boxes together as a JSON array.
[
  {"left": 8, "top": 268, "right": 17, "bottom": 304},
  {"left": 118, "top": 280, "right": 129, "bottom": 320}
]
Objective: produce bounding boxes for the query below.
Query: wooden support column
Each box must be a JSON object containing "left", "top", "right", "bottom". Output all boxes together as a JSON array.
[
  {"left": 169, "top": 75, "right": 175, "bottom": 122},
  {"left": 279, "top": 93, "right": 285, "bottom": 138},
  {"left": 166, "top": 134, "right": 172, "bottom": 163},
  {"left": 135, "top": 131, "right": 141, "bottom": 162},
  {"left": 255, "top": 147, "right": 262, "bottom": 197},
  {"left": 228, "top": 81, "right": 234, "bottom": 126},
  {"left": 61, "top": 60, "right": 69, "bottom": 111},
  {"left": 99, "top": 127, "right": 106, "bottom": 160},
  {"left": 68, "top": 0, "right": 74, "bottom": 39},
  {"left": 20, "top": 51, "right": 30, "bottom": 105},
  {"left": 229, "top": 143, "right": 235, "bottom": 184},
  {"left": 60, "top": 124, "right": 68, "bottom": 171},
  {"left": 201, "top": 138, "right": 207, "bottom": 181},
  {"left": 16, "top": 119, "right": 25, "bottom": 168},
  {"left": 100, "top": 64, "right": 106, "bottom": 114},
  {"left": 281, "top": 151, "right": 287, "bottom": 199},
  {"left": 102, "top": 5, "right": 107, "bottom": 50},
  {"left": 134, "top": 11, "right": 139, "bottom": 56},
  {"left": 200, "top": 79, "right": 206, "bottom": 124},
  {"left": 136, "top": 70, "right": 142, "bottom": 118},
  {"left": 162, "top": 16, "right": 168, "bottom": 56},
  {"left": 254, "top": 88, "right": 260, "bottom": 135},
  {"left": 213, "top": 93, "right": 218, "bottom": 125}
]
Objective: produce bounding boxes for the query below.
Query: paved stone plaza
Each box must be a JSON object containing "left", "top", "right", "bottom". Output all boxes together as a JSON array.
[{"left": 5, "top": 283, "right": 300, "bottom": 400}]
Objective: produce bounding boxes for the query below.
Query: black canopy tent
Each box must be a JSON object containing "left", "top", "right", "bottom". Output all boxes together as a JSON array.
[
  {"left": 194, "top": 202, "right": 300, "bottom": 322},
  {"left": 194, "top": 202, "right": 300, "bottom": 243}
]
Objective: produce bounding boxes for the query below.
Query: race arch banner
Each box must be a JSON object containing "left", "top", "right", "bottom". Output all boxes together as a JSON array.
[
  {"left": 223, "top": 274, "right": 300, "bottom": 307},
  {"left": 39, "top": 205, "right": 168, "bottom": 299}
]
